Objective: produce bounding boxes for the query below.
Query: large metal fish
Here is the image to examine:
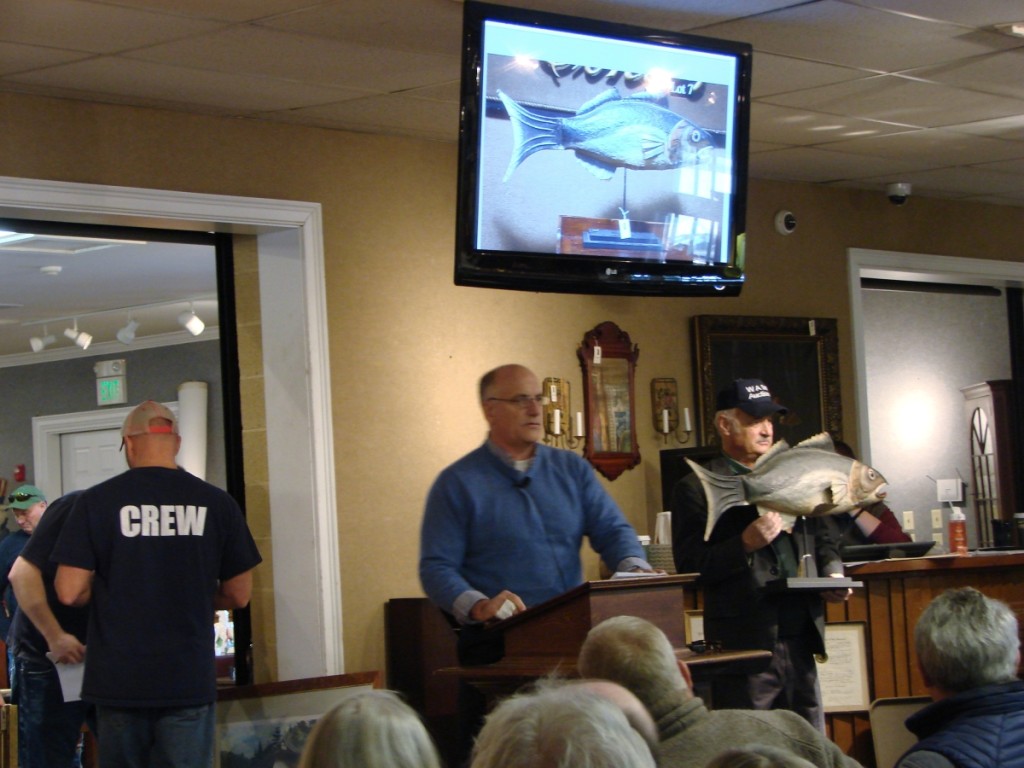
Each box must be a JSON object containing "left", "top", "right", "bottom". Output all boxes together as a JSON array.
[
  {"left": 687, "top": 433, "right": 888, "bottom": 541},
  {"left": 497, "top": 89, "right": 715, "bottom": 181}
]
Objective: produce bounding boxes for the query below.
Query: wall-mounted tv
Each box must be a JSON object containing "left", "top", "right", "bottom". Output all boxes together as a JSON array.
[{"left": 455, "top": 2, "right": 753, "bottom": 297}]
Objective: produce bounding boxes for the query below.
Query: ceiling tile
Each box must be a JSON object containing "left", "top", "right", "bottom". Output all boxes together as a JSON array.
[
  {"left": 749, "top": 145, "right": 926, "bottom": 182},
  {"left": 0, "top": 42, "right": 93, "bottom": 76},
  {"left": 128, "top": 25, "right": 460, "bottom": 93},
  {"left": 750, "top": 102, "right": 916, "bottom": 146},
  {"left": 700, "top": 0, "right": 1020, "bottom": 71},
  {"left": 850, "top": 0, "right": 1024, "bottom": 28},
  {"left": 7, "top": 57, "right": 368, "bottom": 113},
  {"left": 760, "top": 74, "right": 1024, "bottom": 128},
  {"left": 818, "top": 128, "right": 1024, "bottom": 164},
  {"left": 750, "top": 53, "right": 874, "bottom": 98},
  {"left": 1, "top": 0, "right": 224, "bottom": 54},
  {"left": 905, "top": 49, "right": 1024, "bottom": 101}
]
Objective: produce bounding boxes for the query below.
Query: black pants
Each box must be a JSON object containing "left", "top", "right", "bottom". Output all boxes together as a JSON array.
[{"left": 454, "top": 625, "right": 505, "bottom": 767}]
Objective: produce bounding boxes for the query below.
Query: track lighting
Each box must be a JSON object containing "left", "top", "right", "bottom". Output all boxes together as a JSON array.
[
  {"left": 116, "top": 318, "right": 140, "bottom": 345},
  {"left": 29, "top": 326, "right": 55, "bottom": 352},
  {"left": 178, "top": 305, "right": 205, "bottom": 336},
  {"left": 63, "top": 319, "right": 92, "bottom": 350}
]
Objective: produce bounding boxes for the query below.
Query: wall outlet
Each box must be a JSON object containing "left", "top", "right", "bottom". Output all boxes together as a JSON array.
[
  {"left": 931, "top": 508, "right": 943, "bottom": 529},
  {"left": 902, "top": 511, "right": 915, "bottom": 531},
  {"left": 937, "top": 478, "right": 963, "bottom": 503},
  {"left": 932, "top": 532, "right": 944, "bottom": 548}
]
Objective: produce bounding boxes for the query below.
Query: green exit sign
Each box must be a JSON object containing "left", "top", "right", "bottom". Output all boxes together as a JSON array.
[{"left": 97, "top": 376, "right": 126, "bottom": 405}]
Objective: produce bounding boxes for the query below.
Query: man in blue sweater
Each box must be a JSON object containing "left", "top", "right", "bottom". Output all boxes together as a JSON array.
[
  {"left": 896, "top": 587, "right": 1024, "bottom": 768},
  {"left": 420, "top": 363, "right": 653, "bottom": 664}
]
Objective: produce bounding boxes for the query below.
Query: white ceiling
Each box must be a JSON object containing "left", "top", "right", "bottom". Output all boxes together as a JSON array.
[{"left": 0, "top": 0, "right": 1023, "bottom": 359}]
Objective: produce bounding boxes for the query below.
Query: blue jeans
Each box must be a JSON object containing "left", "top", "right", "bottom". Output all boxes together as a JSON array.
[
  {"left": 96, "top": 703, "right": 215, "bottom": 768},
  {"left": 12, "top": 655, "right": 92, "bottom": 768}
]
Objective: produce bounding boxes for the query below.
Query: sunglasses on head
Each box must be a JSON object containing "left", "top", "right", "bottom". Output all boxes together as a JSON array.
[{"left": 7, "top": 492, "right": 35, "bottom": 503}]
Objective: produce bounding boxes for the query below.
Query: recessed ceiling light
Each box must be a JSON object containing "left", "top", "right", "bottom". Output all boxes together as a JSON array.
[{"left": 40, "top": 265, "right": 62, "bottom": 276}]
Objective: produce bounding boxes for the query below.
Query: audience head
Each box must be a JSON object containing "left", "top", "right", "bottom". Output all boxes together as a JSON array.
[
  {"left": 914, "top": 587, "right": 1020, "bottom": 696},
  {"left": 705, "top": 745, "right": 818, "bottom": 768},
  {"left": 571, "top": 679, "right": 659, "bottom": 755},
  {"left": 471, "top": 679, "right": 656, "bottom": 768},
  {"left": 297, "top": 689, "right": 442, "bottom": 768},
  {"left": 578, "top": 615, "right": 692, "bottom": 712}
]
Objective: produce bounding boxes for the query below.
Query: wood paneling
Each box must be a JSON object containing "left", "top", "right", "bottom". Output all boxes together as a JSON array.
[{"left": 825, "top": 553, "right": 1024, "bottom": 765}]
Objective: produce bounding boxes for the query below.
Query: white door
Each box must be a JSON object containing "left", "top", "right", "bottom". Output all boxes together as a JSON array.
[{"left": 60, "top": 428, "right": 127, "bottom": 492}]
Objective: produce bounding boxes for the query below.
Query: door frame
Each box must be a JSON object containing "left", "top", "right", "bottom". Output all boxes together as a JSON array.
[{"left": 1, "top": 175, "right": 341, "bottom": 680}]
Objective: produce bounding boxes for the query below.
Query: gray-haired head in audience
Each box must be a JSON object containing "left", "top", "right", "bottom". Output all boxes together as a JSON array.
[
  {"left": 914, "top": 586, "right": 1020, "bottom": 695},
  {"left": 470, "top": 679, "right": 657, "bottom": 768},
  {"left": 297, "top": 689, "right": 442, "bottom": 768}
]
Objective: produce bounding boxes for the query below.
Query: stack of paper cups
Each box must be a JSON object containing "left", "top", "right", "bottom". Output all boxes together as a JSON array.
[{"left": 655, "top": 511, "right": 672, "bottom": 544}]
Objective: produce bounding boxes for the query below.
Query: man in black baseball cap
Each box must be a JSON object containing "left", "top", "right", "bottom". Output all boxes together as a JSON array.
[{"left": 670, "top": 377, "right": 845, "bottom": 733}]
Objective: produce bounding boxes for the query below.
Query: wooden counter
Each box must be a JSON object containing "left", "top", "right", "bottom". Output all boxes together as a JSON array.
[{"left": 824, "top": 551, "right": 1024, "bottom": 764}]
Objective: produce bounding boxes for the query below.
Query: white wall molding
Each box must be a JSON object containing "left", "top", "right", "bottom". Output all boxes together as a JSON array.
[{"left": 3, "top": 175, "right": 342, "bottom": 679}]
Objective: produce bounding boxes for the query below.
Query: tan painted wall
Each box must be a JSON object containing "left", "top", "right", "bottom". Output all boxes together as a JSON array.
[{"left": 2, "top": 91, "right": 1021, "bottom": 681}]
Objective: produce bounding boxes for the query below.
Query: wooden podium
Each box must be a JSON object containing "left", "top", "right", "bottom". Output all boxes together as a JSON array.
[
  {"left": 499, "top": 574, "right": 689, "bottom": 662},
  {"left": 443, "top": 574, "right": 768, "bottom": 701},
  {"left": 446, "top": 575, "right": 691, "bottom": 698}
]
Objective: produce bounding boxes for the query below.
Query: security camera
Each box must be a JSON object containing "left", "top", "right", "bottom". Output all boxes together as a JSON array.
[
  {"left": 886, "top": 182, "right": 912, "bottom": 206},
  {"left": 774, "top": 210, "right": 796, "bottom": 235}
]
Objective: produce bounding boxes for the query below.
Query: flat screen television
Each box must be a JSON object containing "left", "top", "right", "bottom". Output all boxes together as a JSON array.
[{"left": 455, "top": 2, "right": 753, "bottom": 297}]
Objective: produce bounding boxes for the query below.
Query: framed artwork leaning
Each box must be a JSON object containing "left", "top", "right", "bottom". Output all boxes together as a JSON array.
[
  {"left": 692, "top": 315, "right": 842, "bottom": 447},
  {"left": 216, "top": 671, "right": 381, "bottom": 768}
]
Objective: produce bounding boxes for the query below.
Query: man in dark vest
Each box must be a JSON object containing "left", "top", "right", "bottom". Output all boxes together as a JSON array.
[{"left": 895, "top": 588, "right": 1024, "bottom": 768}]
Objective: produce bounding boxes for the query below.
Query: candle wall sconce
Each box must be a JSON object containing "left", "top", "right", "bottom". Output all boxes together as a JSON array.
[
  {"left": 651, "top": 377, "right": 693, "bottom": 444},
  {"left": 543, "top": 376, "right": 584, "bottom": 449}
]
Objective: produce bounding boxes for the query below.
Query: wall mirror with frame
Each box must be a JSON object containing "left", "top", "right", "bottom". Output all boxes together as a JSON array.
[
  {"left": 577, "top": 321, "right": 640, "bottom": 481},
  {"left": 692, "top": 315, "right": 842, "bottom": 447}
]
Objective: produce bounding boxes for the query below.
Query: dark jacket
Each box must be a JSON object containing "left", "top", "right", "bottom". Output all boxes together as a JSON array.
[
  {"left": 897, "top": 680, "right": 1024, "bottom": 768},
  {"left": 670, "top": 455, "right": 842, "bottom": 653}
]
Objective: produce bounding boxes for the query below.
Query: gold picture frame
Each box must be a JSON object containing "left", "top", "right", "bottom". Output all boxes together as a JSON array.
[{"left": 692, "top": 315, "right": 842, "bottom": 446}]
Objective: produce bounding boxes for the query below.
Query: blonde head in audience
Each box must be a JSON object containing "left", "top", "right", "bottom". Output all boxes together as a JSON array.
[
  {"left": 471, "top": 680, "right": 656, "bottom": 768},
  {"left": 578, "top": 614, "right": 691, "bottom": 711},
  {"left": 297, "top": 689, "right": 442, "bottom": 768},
  {"left": 705, "top": 745, "right": 818, "bottom": 768}
]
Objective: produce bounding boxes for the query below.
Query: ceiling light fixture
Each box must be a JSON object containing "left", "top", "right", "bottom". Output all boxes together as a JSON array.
[
  {"left": 116, "top": 317, "right": 140, "bottom": 345},
  {"left": 178, "top": 304, "right": 205, "bottom": 336},
  {"left": 29, "top": 325, "right": 55, "bottom": 352},
  {"left": 63, "top": 319, "right": 92, "bottom": 350}
]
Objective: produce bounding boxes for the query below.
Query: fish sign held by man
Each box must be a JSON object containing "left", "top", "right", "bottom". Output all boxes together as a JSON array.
[
  {"left": 498, "top": 88, "right": 716, "bottom": 181},
  {"left": 687, "top": 433, "right": 888, "bottom": 540}
]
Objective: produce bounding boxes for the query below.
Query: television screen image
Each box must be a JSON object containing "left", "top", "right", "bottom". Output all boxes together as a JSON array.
[{"left": 455, "top": 2, "right": 752, "bottom": 296}]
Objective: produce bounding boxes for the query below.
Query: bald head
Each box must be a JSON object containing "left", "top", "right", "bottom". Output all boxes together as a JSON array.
[{"left": 479, "top": 364, "right": 544, "bottom": 460}]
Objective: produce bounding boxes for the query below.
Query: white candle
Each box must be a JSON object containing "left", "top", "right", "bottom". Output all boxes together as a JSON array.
[
  {"left": 575, "top": 411, "right": 584, "bottom": 437},
  {"left": 553, "top": 408, "right": 561, "bottom": 435},
  {"left": 661, "top": 409, "right": 670, "bottom": 434},
  {"left": 683, "top": 407, "right": 692, "bottom": 432}
]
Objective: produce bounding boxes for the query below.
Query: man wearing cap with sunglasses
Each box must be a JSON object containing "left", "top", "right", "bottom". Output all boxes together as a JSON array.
[
  {"left": 52, "top": 400, "right": 262, "bottom": 768},
  {"left": 0, "top": 485, "right": 48, "bottom": 643},
  {"left": 670, "top": 378, "right": 848, "bottom": 732}
]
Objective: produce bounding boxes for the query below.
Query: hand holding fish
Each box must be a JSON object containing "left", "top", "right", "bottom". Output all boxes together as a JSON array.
[{"left": 742, "top": 510, "right": 783, "bottom": 553}]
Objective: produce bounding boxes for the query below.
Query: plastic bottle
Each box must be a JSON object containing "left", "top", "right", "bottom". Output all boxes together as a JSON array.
[{"left": 949, "top": 508, "right": 968, "bottom": 555}]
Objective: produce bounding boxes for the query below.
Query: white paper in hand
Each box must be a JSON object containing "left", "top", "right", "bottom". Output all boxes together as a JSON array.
[
  {"left": 45, "top": 652, "right": 84, "bottom": 702},
  {"left": 495, "top": 599, "right": 516, "bottom": 620}
]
